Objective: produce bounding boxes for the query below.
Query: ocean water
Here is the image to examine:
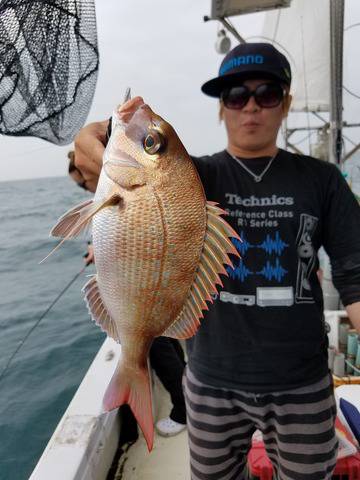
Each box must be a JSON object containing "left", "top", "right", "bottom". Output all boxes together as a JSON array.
[{"left": 0, "top": 177, "right": 106, "bottom": 480}]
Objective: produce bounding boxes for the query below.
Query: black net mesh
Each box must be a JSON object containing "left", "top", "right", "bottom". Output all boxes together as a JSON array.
[{"left": 0, "top": 0, "right": 99, "bottom": 145}]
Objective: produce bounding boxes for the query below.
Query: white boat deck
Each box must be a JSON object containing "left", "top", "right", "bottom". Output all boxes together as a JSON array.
[
  {"left": 29, "top": 338, "right": 190, "bottom": 480},
  {"left": 112, "top": 375, "right": 190, "bottom": 480}
]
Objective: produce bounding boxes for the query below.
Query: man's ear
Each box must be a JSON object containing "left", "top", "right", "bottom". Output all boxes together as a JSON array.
[{"left": 282, "top": 93, "right": 292, "bottom": 118}]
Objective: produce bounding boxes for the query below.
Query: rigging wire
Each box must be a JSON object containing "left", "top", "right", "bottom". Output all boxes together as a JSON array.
[
  {"left": 345, "top": 22, "right": 360, "bottom": 31},
  {"left": 342, "top": 133, "right": 358, "bottom": 148},
  {"left": 341, "top": 24, "right": 360, "bottom": 112},
  {"left": 343, "top": 85, "right": 360, "bottom": 100},
  {"left": 0, "top": 264, "right": 88, "bottom": 383},
  {"left": 246, "top": 35, "right": 296, "bottom": 70},
  {"left": 299, "top": 16, "right": 312, "bottom": 154},
  {"left": 292, "top": 131, "right": 315, "bottom": 147},
  {"left": 272, "top": 10, "right": 281, "bottom": 42}
]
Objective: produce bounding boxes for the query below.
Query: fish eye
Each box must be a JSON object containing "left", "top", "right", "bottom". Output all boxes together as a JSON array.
[{"left": 143, "top": 130, "right": 165, "bottom": 155}]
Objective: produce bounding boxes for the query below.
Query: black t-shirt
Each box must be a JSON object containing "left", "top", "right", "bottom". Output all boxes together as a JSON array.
[{"left": 186, "top": 148, "right": 360, "bottom": 392}]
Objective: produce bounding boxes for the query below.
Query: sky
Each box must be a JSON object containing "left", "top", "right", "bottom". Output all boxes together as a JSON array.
[{"left": 1, "top": 0, "right": 360, "bottom": 182}]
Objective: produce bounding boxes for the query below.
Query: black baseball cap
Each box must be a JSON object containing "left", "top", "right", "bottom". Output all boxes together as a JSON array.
[{"left": 201, "top": 42, "right": 291, "bottom": 98}]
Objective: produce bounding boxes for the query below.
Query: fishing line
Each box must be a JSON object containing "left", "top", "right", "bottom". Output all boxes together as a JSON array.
[{"left": 0, "top": 264, "right": 88, "bottom": 383}]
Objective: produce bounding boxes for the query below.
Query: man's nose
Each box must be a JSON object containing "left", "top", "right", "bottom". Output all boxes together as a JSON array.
[{"left": 243, "top": 95, "right": 260, "bottom": 112}]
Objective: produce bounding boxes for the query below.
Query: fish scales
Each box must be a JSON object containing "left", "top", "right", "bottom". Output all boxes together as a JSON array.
[{"left": 93, "top": 163, "right": 206, "bottom": 337}]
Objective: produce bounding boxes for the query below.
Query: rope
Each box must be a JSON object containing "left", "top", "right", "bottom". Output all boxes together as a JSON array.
[{"left": 0, "top": 264, "right": 88, "bottom": 382}]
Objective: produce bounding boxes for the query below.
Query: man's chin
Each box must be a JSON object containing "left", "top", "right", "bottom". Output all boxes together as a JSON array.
[{"left": 234, "top": 141, "right": 269, "bottom": 153}]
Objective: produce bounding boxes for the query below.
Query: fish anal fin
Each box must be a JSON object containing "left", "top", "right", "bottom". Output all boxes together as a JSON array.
[
  {"left": 163, "top": 201, "right": 241, "bottom": 340},
  {"left": 162, "top": 305, "right": 201, "bottom": 340},
  {"left": 103, "top": 361, "right": 154, "bottom": 451},
  {"left": 82, "top": 276, "right": 120, "bottom": 342}
]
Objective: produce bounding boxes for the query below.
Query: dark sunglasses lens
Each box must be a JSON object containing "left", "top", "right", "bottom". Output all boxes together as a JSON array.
[
  {"left": 222, "top": 86, "right": 250, "bottom": 109},
  {"left": 255, "top": 83, "right": 284, "bottom": 108}
]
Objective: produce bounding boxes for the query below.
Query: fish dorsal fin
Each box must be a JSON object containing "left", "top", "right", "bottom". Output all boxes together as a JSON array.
[
  {"left": 82, "top": 275, "right": 120, "bottom": 343},
  {"left": 162, "top": 201, "right": 241, "bottom": 340}
]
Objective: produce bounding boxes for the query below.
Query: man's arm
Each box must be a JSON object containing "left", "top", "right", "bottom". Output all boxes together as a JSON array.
[
  {"left": 322, "top": 165, "right": 360, "bottom": 328},
  {"left": 345, "top": 302, "right": 360, "bottom": 334}
]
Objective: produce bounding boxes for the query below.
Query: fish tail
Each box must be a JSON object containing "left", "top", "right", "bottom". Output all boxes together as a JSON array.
[{"left": 103, "top": 360, "right": 154, "bottom": 451}]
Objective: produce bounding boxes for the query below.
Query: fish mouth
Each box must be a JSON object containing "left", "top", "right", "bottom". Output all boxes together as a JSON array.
[
  {"left": 105, "top": 151, "right": 141, "bottom": 170},
  {"left": 104, "top": 96, "right": 151, "bottom": 174},
  {"left": 104, "top": 94, "right": 161, "bottom": 187},
  {"left": 113, "top": 95, "right": 156, "bottom": 143},
  {"left": 116, "top": 96, "right": 148, "bottom": 125}
]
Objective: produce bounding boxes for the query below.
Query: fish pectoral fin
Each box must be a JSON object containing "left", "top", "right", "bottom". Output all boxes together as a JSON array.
[
  {"left": 163, "top": 201, "right": 241, "bottom": 340},
  {"left": 50, "top": 195, "right": 121, "bottom": 239},
  {"left": 40, "top": 194, "right": 122, "bottom": 263},
  {"left": 50, "top": 199, "right": 93, "bottom": 239},
  {"left": 82, "top": 275, "right": 120, "bottom": 342}
]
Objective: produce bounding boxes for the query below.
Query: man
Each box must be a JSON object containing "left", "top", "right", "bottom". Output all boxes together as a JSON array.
[
  {"left": 74, "top": 43, "right": 360, "bottom": 479},
  {"left": 68, "top": 150, "right": 89, "bottom": 191}
]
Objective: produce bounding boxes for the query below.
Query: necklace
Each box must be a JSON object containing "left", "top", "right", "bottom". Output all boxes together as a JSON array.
[{"left": 227, "top": 150, "right": 278, "bottom": 183}]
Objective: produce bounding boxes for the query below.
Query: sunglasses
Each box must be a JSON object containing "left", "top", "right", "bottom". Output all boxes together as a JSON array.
[{"left": 221, "top": 83, "right": 287, "bottom": 110}]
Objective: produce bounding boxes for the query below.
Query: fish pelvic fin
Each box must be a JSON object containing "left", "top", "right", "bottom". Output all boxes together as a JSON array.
[
  {"left": 103, "top": 360, "right": 154, "bottom": 452},
  {"left": 82, "top": 275, "right": 120, "bottom": 342},
  {"left": 40, "top": 195, "right": 122, "bottom": 263},
  {"left": 162, "top": 201, "right": 241, "bottom": 340}
]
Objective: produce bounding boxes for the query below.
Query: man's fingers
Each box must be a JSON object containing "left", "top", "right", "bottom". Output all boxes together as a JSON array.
[{"left": 74, "top": 120, "right": 108, "bottom": 192}]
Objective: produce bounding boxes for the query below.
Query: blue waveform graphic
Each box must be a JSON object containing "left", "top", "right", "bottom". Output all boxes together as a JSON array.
[
  {"left": 232, "top": 232, "right": 253, "bottom": 256},
  {"left": 227, "top": 261, "right": 253, "bottom": 282},
  {"left": 257, "top": 258, "right": 287, "bottom": 282},
  {"left": 259, "top": 232, "right": 288, "bottom": 255}
]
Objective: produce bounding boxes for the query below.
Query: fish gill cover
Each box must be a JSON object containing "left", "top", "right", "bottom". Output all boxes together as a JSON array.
[{"left": 0, "top": 0, "right": 99, "bottom": 145}]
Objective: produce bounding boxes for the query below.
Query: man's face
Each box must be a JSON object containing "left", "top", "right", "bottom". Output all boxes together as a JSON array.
[
  {"left": 69, "top": 168, "right": 88, "bottom": 190},
  {"left": 221, "top": 78, "right": 291, "bottom": 154}
]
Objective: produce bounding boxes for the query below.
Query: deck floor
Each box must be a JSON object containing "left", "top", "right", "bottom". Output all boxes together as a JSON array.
[{"left": 113, "top": 375, "right": 190, "bottom": 480}]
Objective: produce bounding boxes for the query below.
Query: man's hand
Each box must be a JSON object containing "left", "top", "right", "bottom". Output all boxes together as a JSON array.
[
  {"left": 83, "top": 242, "right": 95, "bottom": 266},
  {"left": 74, "top": 120, "right": 108, "bottom": 193},
  {"left": 345, "top": 302, "right": 360, "bottom": 334}
]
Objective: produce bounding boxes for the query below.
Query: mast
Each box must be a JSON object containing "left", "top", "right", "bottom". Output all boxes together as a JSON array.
[
  {"left": 321, "top": 1, "right": 345, "bottom": 312},
  {"left": 329, "top": 0, "right": 345, "bottom": 165}
]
